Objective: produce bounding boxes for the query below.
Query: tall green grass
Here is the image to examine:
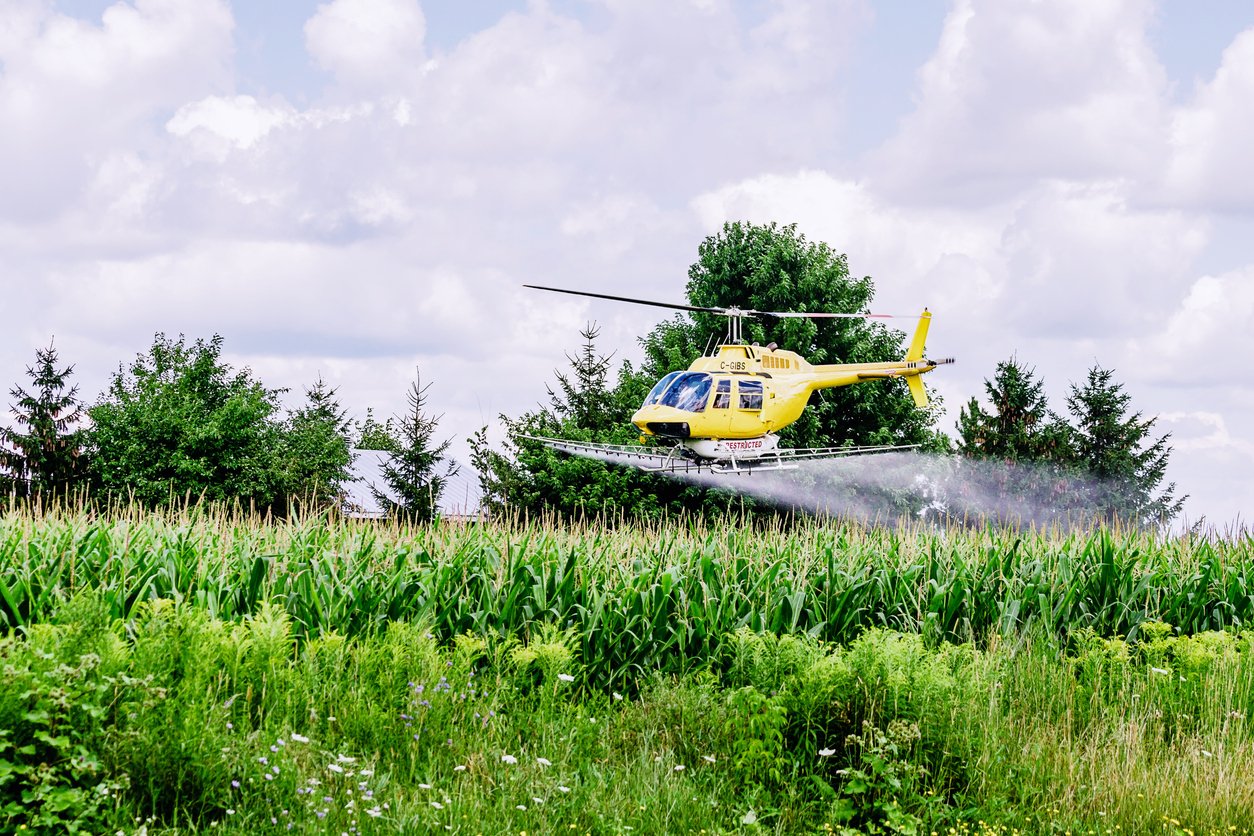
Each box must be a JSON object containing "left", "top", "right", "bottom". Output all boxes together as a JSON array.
[
  {"left": 1, "top": 506, "right": 1251, "bottom": 690},
  {"left": 5, "top": 591, "right": 1254, "bottom": 834}
]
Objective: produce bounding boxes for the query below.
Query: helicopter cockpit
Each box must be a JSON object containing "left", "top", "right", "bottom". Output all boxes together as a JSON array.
[{"left": 643, "top": 371, "right": 713, "bottom": 412}]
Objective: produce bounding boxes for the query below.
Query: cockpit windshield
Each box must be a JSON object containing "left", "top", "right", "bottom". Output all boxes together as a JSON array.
[
  {"left": 658, "top": 372, "right": 713, "bottom": 413},
  {"left": 643, "top": 371, "right": 683, "bottom": 406}
]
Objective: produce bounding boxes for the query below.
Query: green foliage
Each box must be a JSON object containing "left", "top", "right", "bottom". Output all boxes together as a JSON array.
[
  {"left": 0, "top": 341, "right": 87, "bottom": 498},
  {"left": 957, "top": 358, "right": 1184, "bottom": 526},
  {"left": 354, "top": 407, "right": 394, "bottom": 451},
  {"left": 370, "top": 371, "right": 458, "bottom": 523},
  {"left": 829, "top": 720, "right": 928, "bottom": 835},
  {"left": 5, "top": 511, "right": 1254, "bottom": 681},
  {"left": 471, "top": 323, "right": 729, "bottom": 521},
  {"left": 87, "top": 334, "right": 286, "bottom": 508},
  {"left": 281, "top": 378, "right": 356, "bottom": 511},
  {"left": 957, "top": 356, "right": 1071, "bottom": 462},
  {"left": 0, "top": 594, "right": 130, "bottom": 832},
  {"left": 7, "top": 572, "right": 1254, "bottom": 833},
  {"left": 1065, "top": 364, "right": 1184, "bottom": 525},
  {"left": 722, "top": 685, "right": 790, "bottom": 789}
]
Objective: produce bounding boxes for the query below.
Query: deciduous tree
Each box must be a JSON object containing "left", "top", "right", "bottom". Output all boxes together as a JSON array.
[{"left": 87, "top": 334, "right": 285, "bottom": 508}]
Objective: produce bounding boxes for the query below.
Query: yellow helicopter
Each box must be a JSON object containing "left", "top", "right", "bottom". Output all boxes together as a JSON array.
[{"left": 522, "top": 285, "right": 954, "bottom": 474}]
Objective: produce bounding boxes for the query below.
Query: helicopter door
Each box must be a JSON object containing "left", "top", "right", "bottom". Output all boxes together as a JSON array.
[
  {"left": 703, "top": 378, "right": 734, "bottom": 437},
  {"left": 728, "top": 379, "right": 767, "bottom": 435}
]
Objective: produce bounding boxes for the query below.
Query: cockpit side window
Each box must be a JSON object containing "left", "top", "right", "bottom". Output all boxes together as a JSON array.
[
  {"left": 643, "top": 371, "right": 683, "bottom": 406},
  {"left": 659, "top": 372, "right": 713, "bottom": 412},
  {"left": 738, "top": 379, "right": 764, "bottom": 410},
  {"left": 712, "top": 378, "right": 731, "bottom": 409}
]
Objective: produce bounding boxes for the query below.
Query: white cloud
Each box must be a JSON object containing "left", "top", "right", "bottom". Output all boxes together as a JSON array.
[
  {"left": 870, "top": 0, "right": 1169, "bottom": 205},
  {"left": 0, "top": 0, "right": 233, "bottom": 221},
  {"left": 304, "top": 0, "right": 427, "bottom": 91},
  {"left": 166, "top": 95, "right": 296, "bottom": 156},
  {"left": 1165, "top": 28, "right": 1254, "bottom": 211},
  {"left": 1129, "top": 267, "right": 1254, "bottom": 385}
]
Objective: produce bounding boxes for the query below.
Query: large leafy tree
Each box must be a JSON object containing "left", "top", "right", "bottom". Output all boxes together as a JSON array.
[
  {"left": 371, "top": 372, "right": 458, "bottom": 523},
  {"left": 0, "top": 341, "right": 87, "bottom": 497},
  {"left": 87, "top": 334, "right": 286, "bottom": 508},
  {"left": 1065, "top": 364, "right": 1184, "bottom": 525},
  {"left": 282, "top": 378, "right": 356, "bottom": 511}
]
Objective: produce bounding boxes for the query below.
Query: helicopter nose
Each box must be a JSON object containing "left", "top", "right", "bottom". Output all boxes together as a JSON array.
[{"left": 632, "top": 405, "right": 691, "bottom": 438}]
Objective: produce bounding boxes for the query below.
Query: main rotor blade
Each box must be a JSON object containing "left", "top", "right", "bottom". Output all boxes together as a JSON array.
[
  {"left": 525, "top": 284, "right": 920, "bottom": 320},
  {"left": 524, "top": 284, "right": 730, "bottom": 315},
  {"left": 758, "top": 310, "right": 917, "bottom": 319}
]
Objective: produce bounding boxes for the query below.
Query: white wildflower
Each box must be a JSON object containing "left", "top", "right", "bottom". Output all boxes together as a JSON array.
[
  {"left": 419, "top": 783, "right": 432, "bottom": 790},
  {"left": 1151, "top": 667, "right": 1169, "bottom": 675},
  {"left": 818, "top": 748, "right": 836, "bottom": 757},
  {"left": 328, "top": 764, "right": 344, "bottom": 774},
  {"left": 453, "top": 765, "right": 467, "bottom": 772},
  {"left": 673, "top": 764, "right": 685, "bottom": 772},
  {"left": 702, "top": 755, "right": 716, "bottom": 764},
  {"left": 557, "top": 673, "right": 575, "bottom": 682},
  {"left": 557, "top": 785, "right": 571, "bottom": 793},
  {"left": 291, "top": 733, "right": 310, "bottom": 744},
  {"left": 536, "top": 757, "right": 552, "bottom": 767},
  {"left": 612, "top": 692, "right": 623, "bottom": 701},
  {"left": 431, "top": 801, "right": 444, "bottom": 810},
  {"left": 501, "top": 754, "right": 518, "bottom": 764}
]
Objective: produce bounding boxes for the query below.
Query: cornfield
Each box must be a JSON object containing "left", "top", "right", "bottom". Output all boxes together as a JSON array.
[{"left": 2, "top": 506, "right": 1250, "bottom": 689}]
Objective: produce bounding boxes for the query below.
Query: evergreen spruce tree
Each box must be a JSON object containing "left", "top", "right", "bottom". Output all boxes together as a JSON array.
[
  {"left": 282, "top": 378, "right": 356, "bottom": 510},
  {"left": 1065, "top": 364, "right": 1184, "bottom": 525},
  {"left": 470, "top": 323, "right": 732, "bottom": 520},
  {"left": 548, "top": 322, "right": 617, "bottom": 433},
  {"left": 372, "top": 372, "right": 458, "bottom": 522},
  {"left": 957, "top": 357, "right": 1070, "bottom": 461},
  {"left": 0, "top": 341, "right": 86, "bottom": 497},
  {"left": 953, "top": 357, "right": 1074, "bottom": 523}
]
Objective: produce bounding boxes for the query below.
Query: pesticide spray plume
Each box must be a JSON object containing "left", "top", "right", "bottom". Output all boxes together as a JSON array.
[{"left": 670, "top": 451, "right": 1121, "bottom": 531}]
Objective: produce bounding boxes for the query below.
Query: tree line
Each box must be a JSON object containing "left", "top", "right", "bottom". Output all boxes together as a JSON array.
[
  {"left": 0, "top": 334, "right": 455, "bottom": 521},
  {"left": 1, "top": 222, "right": 1182, "bottom": 527}
]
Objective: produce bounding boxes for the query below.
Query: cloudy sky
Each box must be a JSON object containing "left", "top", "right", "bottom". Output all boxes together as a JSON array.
[{"left": 2, "top": 0, "right": 1252, "bottom": 525}]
